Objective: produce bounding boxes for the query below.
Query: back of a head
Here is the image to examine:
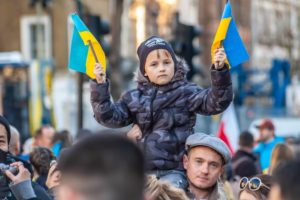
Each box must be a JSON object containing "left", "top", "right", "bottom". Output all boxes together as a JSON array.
[
  {"left": 269, "top": 143, "right": 294, "bottom": 174},
  {"left": 273, "top": 160, "right": 300, "bottom": 200},
  {"left": 238, "top": 131, "right": 254, "bottom": 148},
  {"left": 145, "top": 175, "right": 189, "bottom": 200},
  {"left": 58, "top": 132, "right": 144, "bottom": 200},
  {"left": 239, "top": 174, "right": 273, "bottom": 200},
  {"left": 9, "top": 125, "right": 20, "bottom": 155},
  {"left": 30, "top": 147, "right": 55, "bottom": 175}
]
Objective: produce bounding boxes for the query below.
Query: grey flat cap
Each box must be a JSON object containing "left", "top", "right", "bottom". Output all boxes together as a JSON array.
[{"left": 185, "top": 133, "right": 232, "bottom": 164}]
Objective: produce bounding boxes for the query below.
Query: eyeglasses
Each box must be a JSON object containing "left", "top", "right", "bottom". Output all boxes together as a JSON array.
[{"left": 239, "top": 177, "right": 270, "bottom": 191}]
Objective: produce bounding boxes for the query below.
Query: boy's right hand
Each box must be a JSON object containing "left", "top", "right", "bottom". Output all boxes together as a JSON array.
[
  {"left": 93, "top": 63, "right": 106, "bottom": 84},
  {"left": 127, "top": 124, "right": 142, "bottom": 142}
]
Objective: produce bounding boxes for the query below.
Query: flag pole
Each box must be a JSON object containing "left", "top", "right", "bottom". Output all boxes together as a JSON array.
[{"left": 88, "top": 40, "right": 99, "bottom": 63}]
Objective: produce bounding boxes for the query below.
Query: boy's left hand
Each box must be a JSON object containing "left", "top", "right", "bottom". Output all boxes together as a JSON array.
[{"left": 213, "top": 48, "right": 227, "bottom": 70}]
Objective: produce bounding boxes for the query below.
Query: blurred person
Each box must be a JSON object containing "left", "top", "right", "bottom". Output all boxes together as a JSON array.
[
  {"left": 9, "top": 126, "right": 21, "bottom": 156},
  {"left": 144, "top": 175, "right": 189, "bottom": 200},
  {"left": 270, "top": 159, "right": 300, "bottom": 200},
  {"left": 231, "top": 131, "right": 260, "bottom": 178},
  {"left": 253, "top": 119, "right": 284, "bottom": 173},
  {"left": 183, "top": 133, "right": 231, "bottom": 200},
  {"left": 30, "top": 147, "right": 56, "bottom": 190},
  {"left": 34, "top": 125, "right": 55, "bottom": 149},
  {"left": 91, "top": 36, "right": 232, "bottom": 189},
  {"left": 268, "top": 143, "right": 294, "bottom": 175},
  {"left": 239, "top": 174, "right": 273, "bottom": 200},
  {"left": 45, "top": 160, "right": 61, "bottom": 199},
  {"left": 20, "top": 137, "right": 34, "bottom": 161},
  {"left": 51, "top": 130, "right": 73, "bottom": 157},
  {"left": 0, "top": 115, "right": 52, "bottom": 200},
  {"left": 56, "top": 132, "right": 144, "bottom": 200}
]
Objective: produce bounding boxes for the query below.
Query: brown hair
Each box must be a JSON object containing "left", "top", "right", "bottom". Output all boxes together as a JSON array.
[
  {"left": 239, "top": 174, "right": 273, "bottom": 200},
  {"left": 269, "top": 143, "right": 294, "bottom": 175},
  {"left": 145, "top": 175, "right": 189, "bottom": 200}
]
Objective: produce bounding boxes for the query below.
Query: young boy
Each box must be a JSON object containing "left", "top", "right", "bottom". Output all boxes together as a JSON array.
[{"left": 90, "top": 36, "right": 232, "bottom": 189}]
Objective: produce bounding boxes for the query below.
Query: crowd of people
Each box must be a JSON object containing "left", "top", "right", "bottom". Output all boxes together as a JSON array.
[
  {"left": 1, "top": 36, "right": 300, "bottom": 200},
  {"left": 1, "top": 115, "right": 300, "bottom": 200}
]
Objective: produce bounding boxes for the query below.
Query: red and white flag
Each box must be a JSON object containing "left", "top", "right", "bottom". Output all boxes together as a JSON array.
[{"left": 217, "top": 103, "right": 240, "bottom": 154}]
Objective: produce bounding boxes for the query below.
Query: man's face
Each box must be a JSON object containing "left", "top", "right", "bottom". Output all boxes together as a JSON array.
[
  {"left": 0, "top": 124, "right": 8, "bottom": 152},
  {"left": 258, "top": 128, "right": 274, "bottom": 142},
  {"left": 144, "top": 49, "right": 175, "bottom": 85},
  {"left": 36, "top": 126, "right": 55, "bottom": 149},
  {"left": 268, "top": 184, "right": 282, "bottom": 200},
  {"left": 184, "top": 146, "right": 224, "bottom": 190}
]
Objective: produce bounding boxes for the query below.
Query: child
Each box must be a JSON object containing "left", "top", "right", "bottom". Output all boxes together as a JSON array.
[{"left": 90, "top": 36, "right": 232, "bottom": 189}]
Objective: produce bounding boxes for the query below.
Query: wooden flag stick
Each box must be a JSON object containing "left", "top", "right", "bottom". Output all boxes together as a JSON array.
[{"left": 88, "top": 40, "right": 99, "bottom": 63}]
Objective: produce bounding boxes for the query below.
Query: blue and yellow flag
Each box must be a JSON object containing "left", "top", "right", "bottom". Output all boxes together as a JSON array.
[
  {"left": 211, "top": 1, "right": 249, "bottom": 67},
  {"left": 68, "top": 13, "right": 106, "bottom": 79}
]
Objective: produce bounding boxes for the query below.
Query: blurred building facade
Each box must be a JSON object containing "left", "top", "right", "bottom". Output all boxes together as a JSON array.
[{"left": 0, "top": 0, "right": 299, "bottom": 137}]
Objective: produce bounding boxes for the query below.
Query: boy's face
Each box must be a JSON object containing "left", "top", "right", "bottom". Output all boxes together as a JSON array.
[{"left": 144, "top": 49, "right": 175, "bottom": 85}]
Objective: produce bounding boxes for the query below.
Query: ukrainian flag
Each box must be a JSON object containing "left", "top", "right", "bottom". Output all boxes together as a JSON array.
[
  {"left": 68, "top": 13, "right": 106, "bottom": 79},
  {"left": 211, "top": 0, "right": 249, "bottom": 67}
]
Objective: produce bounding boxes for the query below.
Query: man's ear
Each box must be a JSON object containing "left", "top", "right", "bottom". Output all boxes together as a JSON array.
[
  {"left": 144, "top": 72, "right": 148, "bottom": 77},
  {"left": 220, "top": 165, "right": 225, "bottom": 177},
  {"left": 183, "top": 154, "right": 189, "bottom": 170}
]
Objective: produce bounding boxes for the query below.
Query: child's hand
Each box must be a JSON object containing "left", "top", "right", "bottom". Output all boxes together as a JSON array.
[
  {"left": 127, "top": 124, "right": 142, "bottom": 142},
  {"left": 213, "top": 48, "right": 227, "bottom": 70},
  {"left": 93, "top": 63, "right": 106, "bottom": 84}
]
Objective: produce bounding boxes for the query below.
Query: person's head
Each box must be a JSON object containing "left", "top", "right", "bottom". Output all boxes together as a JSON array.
[
  {"left": 183, "top": 133, "right": 231, "bottom": 191},
  {"left": 269, "top": 143, "right": 294, "bottom": 175},
  {"left": 9, "top": 125, "right": 21, "bottom": 156},
  {"left": 270, "top": 160, "right": 300, "bottom": 200},
  {"left": 239, "top": 131, "right": 254, "bottom": 150},
  {"left": 34, "top": 125, "right": 55, "bottom": 149},
  {"left": 29, "top": 147, "right": 55, "bottom": 177},
  {"left": 255, "top": 119, "right": 275, "bottom": 143},
  {"left": 57, "top": 132, "right": 144, "bottom": 200},
  {"left": 0, "top": 115, "right": 11, "bottom": 152},
  {"left": 239, "top": 174, "right": 273, "bottom": 200},
  {"left": 52, "top": 130, "right": 73, "bottom": 149},
  {"left": 137, "top": 36, "right": 177, "bottom": 85},
  {"left": 145, "top": 175, "right": 189, "bottom": 200}
]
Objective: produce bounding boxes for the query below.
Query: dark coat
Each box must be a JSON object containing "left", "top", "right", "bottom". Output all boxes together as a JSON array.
[
  {"left": 231, "top": 150, "right": 260, "bottom": 178},
  {"left": 90, "top": 60, "right": 233, "bottom": 170}
]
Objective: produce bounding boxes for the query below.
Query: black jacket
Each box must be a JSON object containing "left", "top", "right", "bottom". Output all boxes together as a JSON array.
[
  {"left": 231, "top": 150, "right": 260, "bottom": 178},
  {"left": 90, "top": 60, "right": 233, "bottom": 171}
]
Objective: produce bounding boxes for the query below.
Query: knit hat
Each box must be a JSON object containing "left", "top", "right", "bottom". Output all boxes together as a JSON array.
[
  {"left": 137, "top": 36, "right": 177, "bottom": 75},
  {"left": 0, "top": 115, "right": 11, "bottom": 144}
]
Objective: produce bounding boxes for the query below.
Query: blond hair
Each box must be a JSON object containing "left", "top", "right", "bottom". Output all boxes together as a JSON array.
[
  {"left": 145, "top": 175, "right": 189, "bottom": 200},
  {"left": 269, "top": 143, "right": 294, "bottom": 175}
]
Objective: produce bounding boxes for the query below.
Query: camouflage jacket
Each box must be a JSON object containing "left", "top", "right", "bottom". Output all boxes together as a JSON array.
[{"left": 90, "top": 60, "right": 232, "bottom": 171}]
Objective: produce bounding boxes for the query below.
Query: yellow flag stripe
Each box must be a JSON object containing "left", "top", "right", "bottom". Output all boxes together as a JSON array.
[{"left": 211, "top": 17, "right": 231, "bottom": 64}]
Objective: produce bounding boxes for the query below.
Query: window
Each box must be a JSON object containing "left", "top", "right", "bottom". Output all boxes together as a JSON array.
[{"left": 20, "top": 16, "right": 52, "bottom": 61}]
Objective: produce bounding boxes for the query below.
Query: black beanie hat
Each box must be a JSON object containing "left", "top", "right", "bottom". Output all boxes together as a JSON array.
[
  {"left": 0, "top": 115, "right": 11, "bottom": 144},
  {"left": 137, "top": 36, "right": 177, "bottom": 75}
]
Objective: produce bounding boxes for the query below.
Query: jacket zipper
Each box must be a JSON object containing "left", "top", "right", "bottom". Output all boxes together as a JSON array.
[
  {"left": 144, "top": 87, "right": 158, "bottom": 151},
  {"left": 171, "top": 108, "right": 180, "bottom": 155}
]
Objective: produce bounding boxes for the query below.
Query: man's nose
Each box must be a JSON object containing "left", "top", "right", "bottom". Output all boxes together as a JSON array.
[{"left": 200, "top": 163, "right": 209, "bottom": 174}]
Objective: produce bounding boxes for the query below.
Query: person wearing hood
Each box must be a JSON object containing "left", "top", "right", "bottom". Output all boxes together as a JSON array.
[
  {"left": 0, "top": 115, "right": 52, "bottom": 200},
  {"left": 90, "top": 36, "right": 233, "bottom": 189}
]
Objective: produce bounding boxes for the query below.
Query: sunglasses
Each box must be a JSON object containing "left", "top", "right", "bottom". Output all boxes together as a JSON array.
[{"left": 239, "top": 177, "right": 270, "bottom": 191}]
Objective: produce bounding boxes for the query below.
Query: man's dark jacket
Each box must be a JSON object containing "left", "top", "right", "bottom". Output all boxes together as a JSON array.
[{"left": 90, "top": 60, "right": 233, "bottom": 171}]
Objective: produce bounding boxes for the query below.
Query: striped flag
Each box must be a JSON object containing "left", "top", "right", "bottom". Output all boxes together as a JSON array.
[
  {"left": 217, "top": 103, "right": 240, "bottom": 154},
  {"left": 68, "top": 13, "right": 106, "bottom": 78}
]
